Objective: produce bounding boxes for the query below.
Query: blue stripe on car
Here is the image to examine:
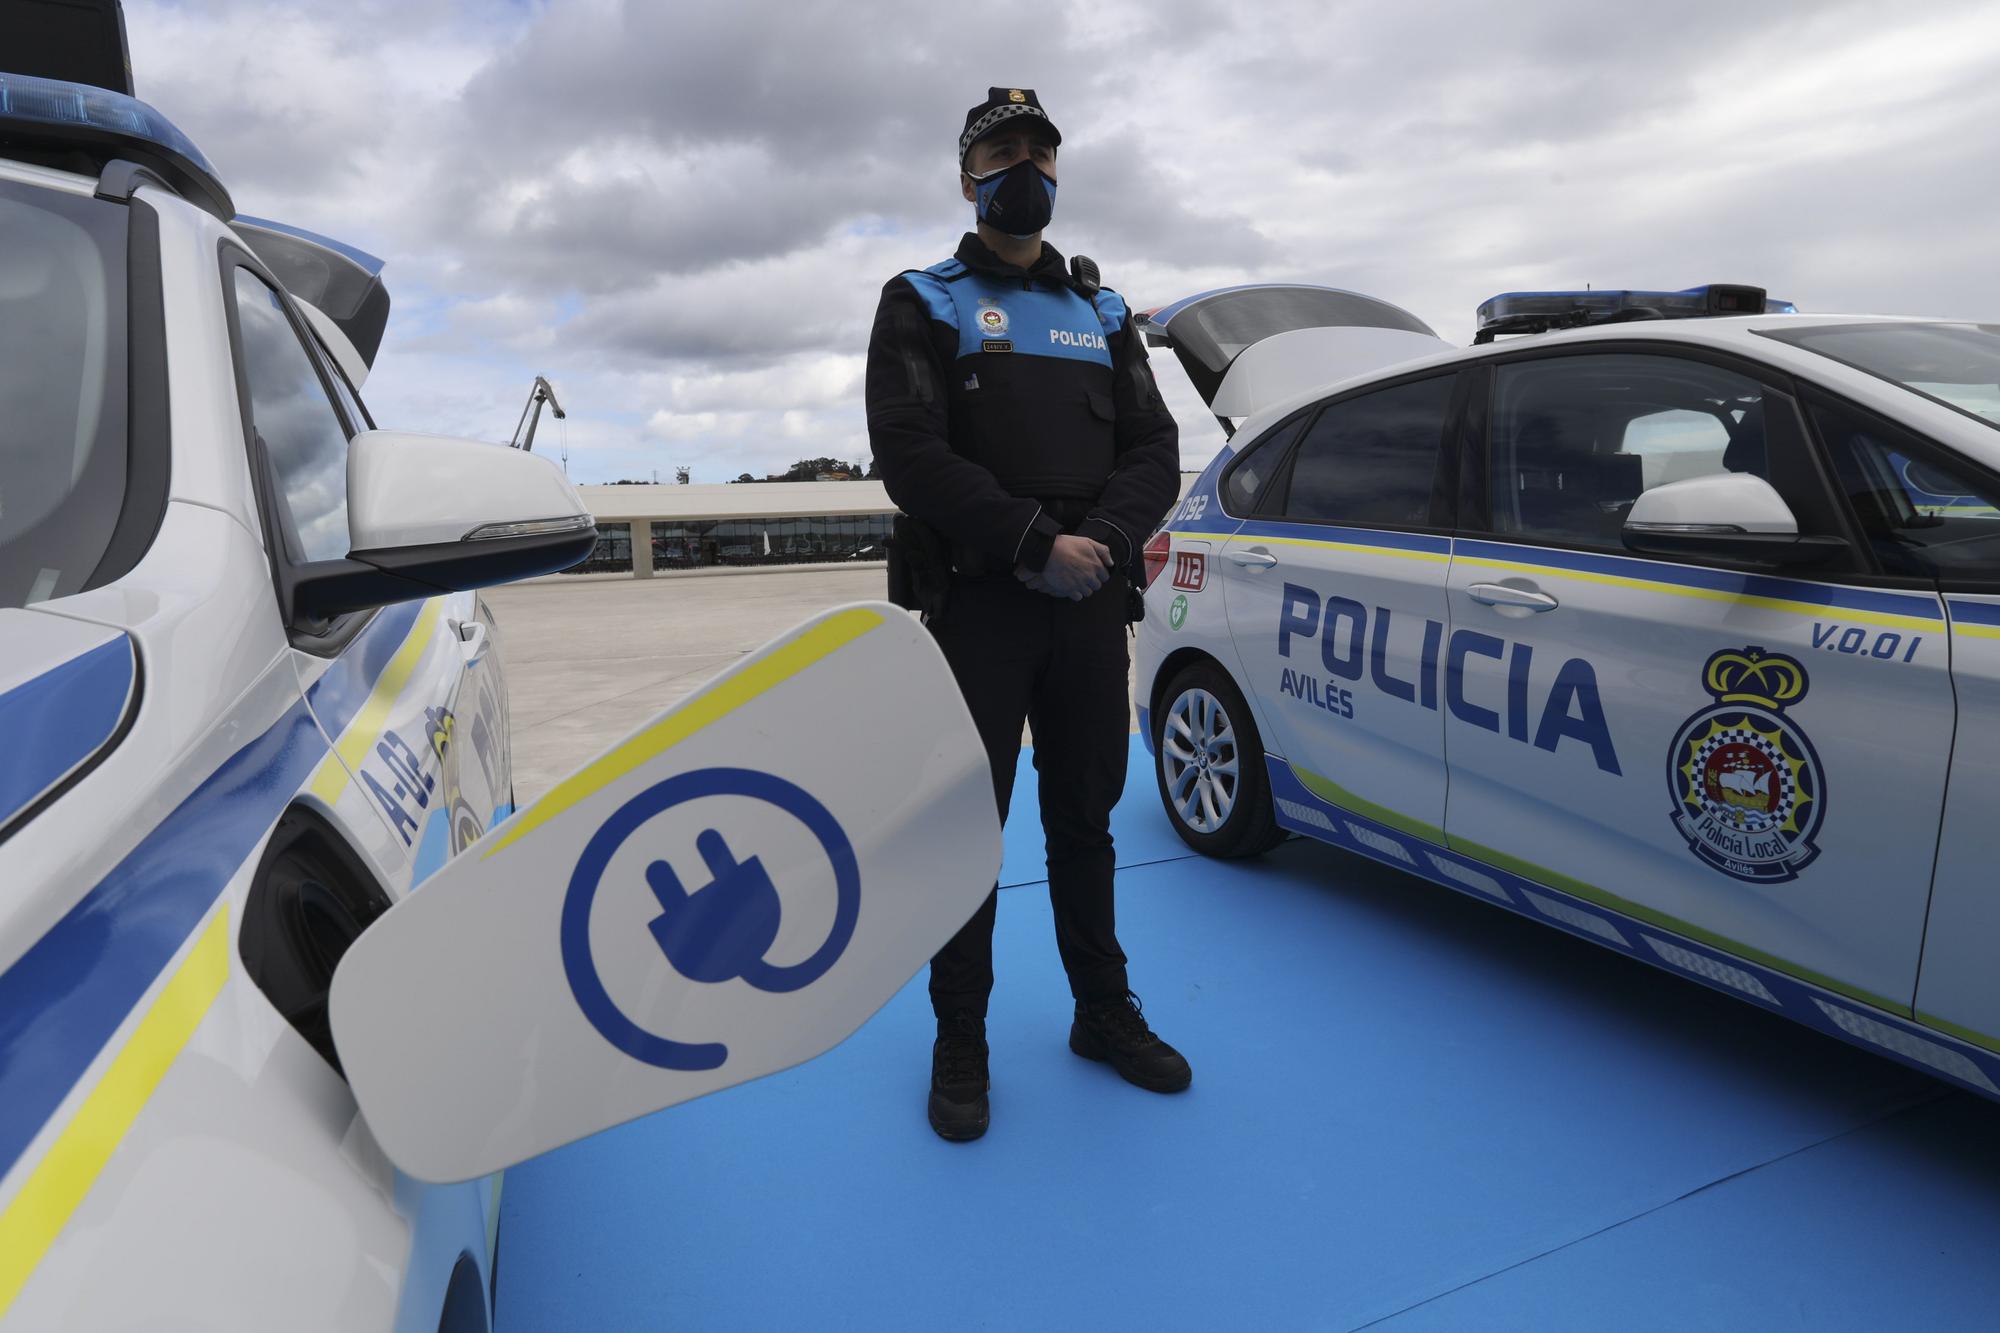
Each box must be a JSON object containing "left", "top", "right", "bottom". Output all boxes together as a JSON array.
[
  {"left": 0, "top": 699, "right": 325, "bottom": 1181},
  {"left": 1454, "top": 538, "right": 1944, "bottom": 619},
  {"left": 0, "top": 636, "right": 136, "bottom": 834},
  {"left": 1232, "top": 519, "right": 1452, "bottom": 555},
  {"left": 1947, "top": 598, "right": 2000, "bottom": 626},
  {"left": 304, "top": 601, "right": 425, "bottom": 738}
]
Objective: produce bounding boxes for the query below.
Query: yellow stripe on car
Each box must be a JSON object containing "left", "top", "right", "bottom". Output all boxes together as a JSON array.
[
  {"left": 306, "top": 599, "right": 444, "bottom": 807},
  {"left": 1453, "top": 555, "right": 1942, "bottom": 632},
  {"left": 0, "top": 907, "right": 231, "bottom": 1317},
  {"left": 482, "top": 607, "right": 886, "bottom": 860},
  {"left": 1173, "top": 530, "right": 1940, "bottom": 630},
  {"left": 1208, "top": 532, "right": 1450, "bottom": 564}
]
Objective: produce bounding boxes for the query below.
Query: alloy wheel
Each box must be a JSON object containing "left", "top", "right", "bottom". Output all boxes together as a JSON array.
[{"left": 1161, "top": 687, "right": 1240, "bottom": 833}]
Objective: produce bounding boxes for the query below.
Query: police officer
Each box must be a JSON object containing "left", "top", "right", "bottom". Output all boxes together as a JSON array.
[{"left": 865, "top": 87, "right": 1189, "bottom": 1142}]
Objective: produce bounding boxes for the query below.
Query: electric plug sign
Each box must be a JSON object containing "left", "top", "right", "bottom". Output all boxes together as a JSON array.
[
  {"left": 560, "top": 768, "right": 861, "bottom": 1071},
  {"left": 645, "top": 829, "right": 784, "bottom": 985}
]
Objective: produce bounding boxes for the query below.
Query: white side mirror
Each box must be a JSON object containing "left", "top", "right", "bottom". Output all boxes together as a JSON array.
[
  {"left": 347, "top": 429, "right": 589, "bottom": 550},
  {"left": 328, "top": 601, "right": 1001, "bottom": 1183},
  {"left": 291, "top": 431, "right": 596, "bottom": 621},
  {"left": 1623, "top": 472, "right": 1848, "bottom": 566},
  {"left": 1626, "top": 471, "right": 1799, "bottom": 534}
]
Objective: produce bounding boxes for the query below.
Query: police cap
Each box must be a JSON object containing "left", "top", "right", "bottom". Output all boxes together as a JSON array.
[{"left": 959, "top": 87, "right": 1062, "bottom": 166}]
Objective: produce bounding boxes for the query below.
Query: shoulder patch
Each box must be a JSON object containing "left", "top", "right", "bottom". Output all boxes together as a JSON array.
[
  {"left": 1091, "top": 287, "right": 1129, "bottom": 336},
  {"left": 900, "top": 269, "right": 959, "bottom": 329}
]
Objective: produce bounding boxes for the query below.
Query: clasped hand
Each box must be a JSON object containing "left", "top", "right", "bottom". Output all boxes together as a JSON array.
[{"left": 1016, "top": 534, "right": 1114, "bottom": 600}]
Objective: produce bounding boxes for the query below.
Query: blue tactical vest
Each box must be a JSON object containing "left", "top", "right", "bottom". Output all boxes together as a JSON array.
[{"left": 897, "top": 255, "right": 1129, "bottom": 506}]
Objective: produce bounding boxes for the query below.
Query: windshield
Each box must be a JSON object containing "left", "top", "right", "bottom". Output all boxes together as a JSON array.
[
  {"left": 1763, "top": 323, "right": 2000, "bottom": 430},
  {"left": 0, "top": 179, "right": 130, "bottom": 610}
]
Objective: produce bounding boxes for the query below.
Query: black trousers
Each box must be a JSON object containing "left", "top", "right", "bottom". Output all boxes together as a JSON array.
[{"left": 926, "top": 572, "right": 1132, "bottom": 1021}]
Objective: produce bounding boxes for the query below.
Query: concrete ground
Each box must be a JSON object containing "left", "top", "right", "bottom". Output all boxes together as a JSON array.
[
  {"left": 483, "top": 567, "right": 885, "bottom": 803},
  {"left": 483, "top": 566, "right": 1140, "bottom": 803}
]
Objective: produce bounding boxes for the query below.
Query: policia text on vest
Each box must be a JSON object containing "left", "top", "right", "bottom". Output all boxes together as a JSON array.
[{"left": 868, "top": 233, "right": 1181, "bottom": 619}]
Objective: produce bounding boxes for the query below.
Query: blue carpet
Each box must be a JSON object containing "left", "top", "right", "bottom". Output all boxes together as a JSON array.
[
  {"left": 496, "top": 739, "right": 1994, "bottom": 1331},
  {"left": 997, "top": 738, "right": 1188, "bottom": 887}
]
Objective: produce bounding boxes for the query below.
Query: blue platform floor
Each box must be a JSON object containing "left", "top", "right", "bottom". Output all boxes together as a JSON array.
[{"left": 496, "top": 739, "right": 2000, "bottom": 1331}]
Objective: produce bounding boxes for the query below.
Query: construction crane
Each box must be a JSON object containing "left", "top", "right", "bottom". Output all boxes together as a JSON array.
[{"left": 509, "top": 376, "right": 567, "bottom": 462}]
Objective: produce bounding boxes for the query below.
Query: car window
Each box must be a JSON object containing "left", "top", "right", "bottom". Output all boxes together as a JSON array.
[
  {"left": 1809, "top": 390, "right": 2000, "bottom": 583},
  {"left": 1488, "top": 354, "right": 1774, "bottom": 550},
  {"left": 0, "top": 181, "right": 130, "bottom": 609},
  {"left": 233, "top": 268, "right": 352, "bottom": 563},
  {"left": 1221, "top": 413, "right": 1306, "bottom": 516},
  {"left": 1761, "top": 323, "right": 2000, "bottom": 431},
  {"left": 1282, "top": 375, "right": 1453, "bottom": 527}
]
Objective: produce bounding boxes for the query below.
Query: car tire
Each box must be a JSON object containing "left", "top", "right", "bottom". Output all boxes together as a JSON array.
[{"left": 1153, "top": 661, "right": 1284, "bottom": 858}]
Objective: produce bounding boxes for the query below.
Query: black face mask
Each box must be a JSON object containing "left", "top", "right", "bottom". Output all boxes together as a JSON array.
[{"left": 969, "top": 158, "right": 1057, "bottom": 238}]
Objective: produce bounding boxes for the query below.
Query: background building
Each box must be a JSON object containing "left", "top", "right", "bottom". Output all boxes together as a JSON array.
[
  {"left": 567, "top": 475, "right": 1203, "bottom": 576},
  {"left": 570, "top": 481, "right": 897, "bottom": 575}
]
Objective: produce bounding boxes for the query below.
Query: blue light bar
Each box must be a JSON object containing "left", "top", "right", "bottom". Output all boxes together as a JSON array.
[
  {"left": 0, "top": 71, "right": 231, "bottom": 218},
  {"left": 1474, "top": 284, "right": 1796, "bottom": 342}
]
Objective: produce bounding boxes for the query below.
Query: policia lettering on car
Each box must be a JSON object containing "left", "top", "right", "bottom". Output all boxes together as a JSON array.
[{"left": 1277, "top": 582, "right": 1621, "bottom": 775}]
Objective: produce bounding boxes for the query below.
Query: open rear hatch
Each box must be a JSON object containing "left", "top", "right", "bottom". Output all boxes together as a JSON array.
[
  {"left": 1136, "top": 284, "right": 1448, "bottom": 435},
  {"left": 229, "top": 215, "right": 390, "bottom": 387}
]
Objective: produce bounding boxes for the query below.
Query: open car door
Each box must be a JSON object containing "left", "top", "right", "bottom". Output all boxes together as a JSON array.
[{"left": 1137, "top": 284, "right": 1449, "bottom": 436}]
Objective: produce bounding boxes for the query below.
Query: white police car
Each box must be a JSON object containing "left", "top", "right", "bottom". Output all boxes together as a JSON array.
[
  {"left": 0, "top": 68, "right": 597, "bottom": 1329},
  {"left": 1134, "top": 281, "right": 2000, "bottom": 1101},
  {"left": 0, "top": 62, "right": 1001, "bottom": 1330}
]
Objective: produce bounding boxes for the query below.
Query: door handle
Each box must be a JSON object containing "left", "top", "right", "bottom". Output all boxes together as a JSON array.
[
  {"left": 1467, "top": 582, "right": 1559, "bottom": 612},
  {"left": 1226, "top": 547, "right": 1279, "bottom": 570}
]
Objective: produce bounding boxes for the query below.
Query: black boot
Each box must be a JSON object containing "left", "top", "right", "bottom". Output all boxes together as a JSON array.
[
  {"left": 1070, "top": 991, "right": 1192, "bottom": 1093},
  {"left": 928, "top": 1013, "right": 990, "bottom": 1141}
]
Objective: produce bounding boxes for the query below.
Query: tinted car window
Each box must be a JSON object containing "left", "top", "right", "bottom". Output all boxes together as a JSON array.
[
  {"left": 1810, "top": 390, "right": 2000, "bottom": 583},
  {"left": 1764, "top": 323, "right": 2000, "bottom": 430},
  {"left": 1283, "top": 375, "right": 1452, "bottom": 527},
  {"left": 1488, "top": 354, "right": 1772, "bottom": 550},
  {"left": 1221, "top": 413, "right": 1306, "bottom": 515},
  {"left": 234, "top": 269, "right": 352, "bottom": 562},
  {"left": 0, "top": 181, "right": 129, "bottom": 609}
]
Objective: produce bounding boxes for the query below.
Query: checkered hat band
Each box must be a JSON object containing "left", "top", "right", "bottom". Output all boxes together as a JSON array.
[{"left": 959, "top": 103, "right": 1051, "bottom": 161}]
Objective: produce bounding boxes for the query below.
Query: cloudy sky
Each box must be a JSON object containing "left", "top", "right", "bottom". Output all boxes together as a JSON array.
[{"left": 126, "top": 0, "right": 2000, "bottom": 482}]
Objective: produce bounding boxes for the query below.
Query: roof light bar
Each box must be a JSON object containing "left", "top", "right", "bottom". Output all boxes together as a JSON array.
[
  {"left": 0, "top": 71, "right": 231, "bottom": 218},
  {"left": 1473, "top": 285, "right": 1797, "bottom": 343}
]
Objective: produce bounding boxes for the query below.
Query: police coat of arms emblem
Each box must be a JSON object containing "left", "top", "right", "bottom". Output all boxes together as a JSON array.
[{"left": 1666, "top": 647, "right": 1825, "bottom": 884}]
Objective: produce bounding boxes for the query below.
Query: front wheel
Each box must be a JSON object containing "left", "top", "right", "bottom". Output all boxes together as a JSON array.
[{"left": 1153, "top": 661, "right": 1284, "bottom": 858}]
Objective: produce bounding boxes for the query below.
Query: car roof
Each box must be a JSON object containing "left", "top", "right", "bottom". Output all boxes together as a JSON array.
[{"left": 1220, "top": 313, "right": 1991, "bottom": 459}]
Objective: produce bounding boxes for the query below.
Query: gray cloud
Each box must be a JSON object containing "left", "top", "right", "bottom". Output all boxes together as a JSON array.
[{"left": 120, "top": 0, "right": 2000, "bottom": 484}]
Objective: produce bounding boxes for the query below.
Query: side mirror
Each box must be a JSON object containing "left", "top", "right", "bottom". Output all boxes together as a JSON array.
[
  {"left": 1621, "top": 473, "right": 1848, "bottom": 566},
  {"left": 291, "top": 430, "right": 597, "bottom": 622},
  {"left": 328, "top": 601, "right": 1000, "bottom": 1182}
]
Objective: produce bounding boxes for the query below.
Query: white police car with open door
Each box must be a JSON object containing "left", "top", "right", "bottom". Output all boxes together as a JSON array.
[
  {"left": 0, "top": 59, "right": 1001, "bottom": 1333},
  {"left": 1134, "top": 280, "right": 2000, "bottom": 1102}
]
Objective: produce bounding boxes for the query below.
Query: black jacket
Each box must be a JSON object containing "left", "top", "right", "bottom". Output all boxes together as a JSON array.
[{"left": 864, "top": 233, "right": 1180, "bottom": 574}]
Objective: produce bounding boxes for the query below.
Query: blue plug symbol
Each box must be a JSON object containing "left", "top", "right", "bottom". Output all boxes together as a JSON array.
[{"left": 646, "top": 829, "right": 784, "bottom": 984}]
